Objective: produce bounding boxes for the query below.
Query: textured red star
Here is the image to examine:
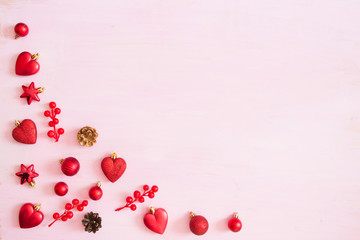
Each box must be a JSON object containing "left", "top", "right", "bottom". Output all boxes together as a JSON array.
[
  {"left": 20, "top": 82, "right": 41, "bottom": 105},
  {"left": 15, "top": 164, "right": 39, "bottom": 185}
]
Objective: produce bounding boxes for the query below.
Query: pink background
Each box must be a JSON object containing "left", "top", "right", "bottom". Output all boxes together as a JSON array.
[{"left": 0, "top": 0, "right": 360, "bottom": 239}]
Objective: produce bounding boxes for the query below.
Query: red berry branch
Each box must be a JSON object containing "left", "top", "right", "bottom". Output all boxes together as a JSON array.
[
  {"left": 48, "top": 199, "right": 88, "bottom": 227},
  {"left": 115, "top": 185, "right": 158, "bottom": 212},
  {"left": 44, "top": 101, "right": 64, "bottom": 142}
]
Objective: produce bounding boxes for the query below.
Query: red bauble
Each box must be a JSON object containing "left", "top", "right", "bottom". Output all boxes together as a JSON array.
[
  {"left": 14, "top": 23, "right": 29, "bottom": 39},
  {"left": 54, "top": 182, "right": 68, "bottom": 196},
  {"left": 12, "top": 119, "right": 37, "bottom": 144},
  {"left": 19, "top": 203, "right": 44, "bottom": 228},
  {"left": 228, "top": 213, "right": 242, "bottom": 232},
  {"left": 189, "top": 212, "right": 209, "bottom": 236},
  {"left": 143, "top": 207, "right": 168, "bottom": 234},
  {"left": 15, "top": 51, "right": 40, "bottom": 76},
  {"left": 89, "top": 182, "right": 103, "bottom": 200},
  {"left": 60, "top": 157, "right": 80, "bottom": 176},
  {"left": 101, "top": 153, "right": 126, "bottom": 183}
]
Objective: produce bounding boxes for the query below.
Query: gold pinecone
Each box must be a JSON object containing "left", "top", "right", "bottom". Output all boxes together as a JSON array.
[{"left": 77, "top": 126, "right": 98, "bottom": 147}]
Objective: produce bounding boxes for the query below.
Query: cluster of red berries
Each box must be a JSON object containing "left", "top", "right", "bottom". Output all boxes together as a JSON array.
[
  {"left": 48, "top": 199, "right": 88, "bottom": 227},
  {"left": 115, "top": 185, "right": 158, "bottom": 211},
  {"left": 44, "top": 101, "right": 64, "bottom": 142}
]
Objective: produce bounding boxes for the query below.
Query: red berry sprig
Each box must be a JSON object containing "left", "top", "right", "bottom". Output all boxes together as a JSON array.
[
  {"left": 48, "top": 199, "right": 88, "bottom": 227},
  {"left": 115, "top": 185, "right": 158, "bottom": 212},
  {"left": 44, "top": 101, "right": 64, "bottom": 142}
]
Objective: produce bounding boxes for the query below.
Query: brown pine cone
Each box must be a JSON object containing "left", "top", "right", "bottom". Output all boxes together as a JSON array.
[{"left": 77, "top": 126, "right": 98, "bottom": 147}]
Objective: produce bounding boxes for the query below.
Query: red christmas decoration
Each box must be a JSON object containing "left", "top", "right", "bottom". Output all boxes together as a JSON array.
[
  {"left": 115, "top": 185, "right": 158, "bottom": 212},
  {"left": 19, "top": 203, "right": 44, "bottom": 228},
  {"left": 101, "top": 153, "right": 126, "bottom": 183},
  {"left": 143, "top": 207, "right": 168, "bottom": 234},
  {"left": 89, "top": 182, "right": 103, "bottom": 201},
  {"left": 12, "top": 119, "right": 37, "bottom": 144},
  {"left": 44, "top": 102, "right": 64, "bottom": 142},
  {"left": 54, "top": 182, "right": 68, "bottom": 196},
  {"left": 228, "top": 212, "right": 242, "bottom": 232},
  {"left": 20, "top": 82, "right": 44, "bottom": 105},
  {"left": 14, "top": 23, "right": 29, "bottom": 39},
  {"left": 15, "top": 52, "right": 40, "bottom": 76},
  {"left": 15, "top": 164, "right": 39, "bottom": 187},
  {"left": 60, "top": 157, "right": 80, "bottom": 176},
  {"left": 48, "top": 199, "right": 88, "bottom": 227},
  {"left": 189, "top": 212, "right": 209, "bottom": 236}
]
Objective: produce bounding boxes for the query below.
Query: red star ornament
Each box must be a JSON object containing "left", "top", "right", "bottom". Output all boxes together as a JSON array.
[
  {"left": 20, "top": 82, "right": 44, "bottom": 105},
  {"left": 16, "top": 164, "right": 39, "bottom": 187}
]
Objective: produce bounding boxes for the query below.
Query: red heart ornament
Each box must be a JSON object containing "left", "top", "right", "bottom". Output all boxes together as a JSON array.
[
  {"left": 19, "top": 203, "right": 44, "bottom": 228},
  {"left": 12, "top": 119, "right": 37, "bottom": 144},
  {"left": 15, "top": 52, "right": 40, "bottom": 76},
  {"left": 101, "top": 153, "right": 126, "bottom": 183},
  {"left": 143, "top": 207, "right": 168, "bottom": 234}
]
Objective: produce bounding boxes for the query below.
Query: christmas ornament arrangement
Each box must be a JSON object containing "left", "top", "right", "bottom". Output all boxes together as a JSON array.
[{"left": 10, "top": 22, "right": 243, "bottom": 236}]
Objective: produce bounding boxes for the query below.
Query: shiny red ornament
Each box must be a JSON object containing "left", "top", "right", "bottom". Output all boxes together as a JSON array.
[
  {"left": 19, "top": 203, "right": 44, "bottom": 228},
  {"left": 115, "top": 185, "right": 158, "bottom": 212},
  {"left": 89, "top": 182, "right": 103, "bottom": 201},
  {"left": 15, "top": 52, "right": 40, "bottom": 76},
  {"left": 49, "top": 199, "right": 87, "bottom": 227},
  {"left": 101, "top": 153, "right": 126, "bottom": 183},
  {"left": 15, "top": 164, "right": 39, "bottom": 187},
  {"left": 60, "top": 157, "right": 80, "bottom": 176},
  {"left": 20, "top": 82, "right": 44, "bottom": 105},
  {"left": 12, "top": 119, "right": 37, "bottom": 144},
  {"left": 54, "top": 182, "right": 68, "bottom": 196},
  {"left": 44, "top": 102, "right": 64, "bottom": 142},
  {"left": 143, "top": 207, "right": 168, "bottom": 234},
  {"left": 14, "top": 23, "right": 29, "bottom": 39},
  {"left": 228, "top": 212, "right": 242, "bottom": 232},
  {"left": 189, "top": 212, "right": 209, "bottom": 236}
]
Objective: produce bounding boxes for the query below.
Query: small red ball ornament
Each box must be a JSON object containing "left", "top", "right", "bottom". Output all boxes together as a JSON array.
[
  {"left": 14, "top": 23, "right": 29, "bottom": 39},
  {"left": 60, "top": 157, "right": 80, "bottom": 176},
  {"left": 228, "top": 212, "right": 242, "bottom": 232},
  {"left": 189, "top": 212, "right": 209, "bottom": 236},
  {"left": 89, "top": 182, "right": 103, "bottom": 201},
  {"left": 54, "top": 182, "right": 68, "bottom": 196}
]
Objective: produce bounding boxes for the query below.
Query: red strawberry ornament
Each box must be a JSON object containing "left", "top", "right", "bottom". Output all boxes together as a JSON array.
[
  {"left": 15, "top": 52, "right": 40, "bottom": 76},
  {"left": 19, "top": 203, "right": 44, "bottom": 228},
  {"left": 12, "top": 119, "right": 37, "bottom": 144},
  {"left": 101, "top": 153, "right": 126, "bottom": 183},
  {"left": 143, "top": 207, "right": 168, "bottom": 234}
]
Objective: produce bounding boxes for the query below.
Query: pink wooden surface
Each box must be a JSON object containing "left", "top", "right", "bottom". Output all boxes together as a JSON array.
[{"left": 0, "top": 0, "right": 360, "bottom": 239}]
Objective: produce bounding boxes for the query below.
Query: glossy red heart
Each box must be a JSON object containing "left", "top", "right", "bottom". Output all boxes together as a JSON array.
[
  {"left": 19, "top": 203, "right": 44, "bottom": 228},
  {"left": 15, "top": 52, "right": 40, "bottom": 76},
  {"left": 143, "top": 208, "right": 168, "bottom": 234},
  {"left": 101, "top": 155, "right": 126, "bottom": 182},
  {"left": 12, "top": 119, "right": 37, "bottom": 144}
]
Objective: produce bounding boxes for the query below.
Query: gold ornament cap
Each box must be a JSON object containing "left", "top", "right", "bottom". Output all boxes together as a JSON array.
[
  {"left": 31, "top": 53, "right": 39, "bottom": 60},
  {"left": 111, "top": 153, "right": 117, "bottom": 159},
  {"left": 29, "top": 181, "right": 35, "bottom": 187},
  {"left": 149, "top": 206, "right": 156, "bottom": 214},
  {"left": 34, "top": 204, "right": 41, "bottom": 211},
  {"left": 190, "top": 211, "right": 196, "bottom": 218}
]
